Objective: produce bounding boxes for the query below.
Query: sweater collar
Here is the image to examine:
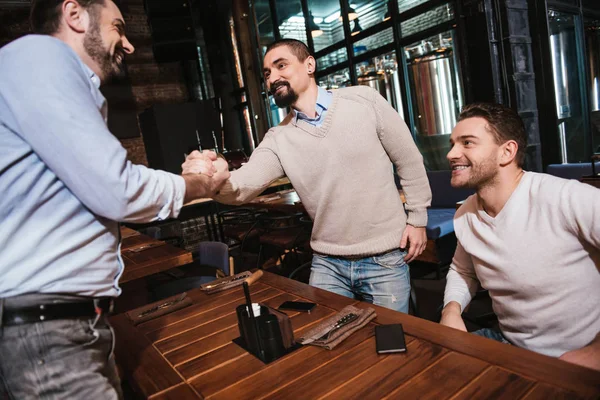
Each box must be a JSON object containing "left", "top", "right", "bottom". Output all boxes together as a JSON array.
[{"left": 290, "top": 89, "right": 339, "bottom": 138}]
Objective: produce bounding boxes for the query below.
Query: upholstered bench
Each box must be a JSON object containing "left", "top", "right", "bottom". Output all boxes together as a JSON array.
[{"left": 546, "top": 162, "right": 599, "bottom": 180}]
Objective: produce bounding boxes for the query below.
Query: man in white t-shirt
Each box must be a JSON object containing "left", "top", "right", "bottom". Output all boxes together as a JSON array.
[{"left": 440, "top": 102, "right": 600, "bottom": 371}]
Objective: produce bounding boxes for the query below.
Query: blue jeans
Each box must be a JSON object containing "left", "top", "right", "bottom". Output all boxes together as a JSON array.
[
  {"left": 0, "top": 296, "right": 122, "bottom": 400},
  {"left": 309, "top": 249, "right": 411, "bottom": 313},
  {"left": 473, "top": 328, "right": 510, "bottom": 344}
]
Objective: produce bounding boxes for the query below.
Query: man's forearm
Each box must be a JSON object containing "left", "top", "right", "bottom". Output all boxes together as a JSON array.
[
  {"left": 439, "top": 301, "right": 467, "bottom": 331},
  {"left": 183, "top": 174, "right": 219, "bottom": 203},
  {"left": 442, "top": 301, "right": 462, "bottom": 316},
  {"left": 560, "top": 333, "right": 600, "bottom": 371}
]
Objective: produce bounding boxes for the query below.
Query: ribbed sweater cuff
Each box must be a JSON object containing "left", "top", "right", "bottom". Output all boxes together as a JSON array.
[
  {"left": 406, "top": 209, "right": 428, "bottom": 227},
  {"left": 443, "top": 293, "right": 471, "bottom": 313}
]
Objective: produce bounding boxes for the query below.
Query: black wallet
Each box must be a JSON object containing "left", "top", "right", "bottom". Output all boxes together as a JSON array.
[{"left": 375, "top": 324, "right": 407, "bottom": 354}]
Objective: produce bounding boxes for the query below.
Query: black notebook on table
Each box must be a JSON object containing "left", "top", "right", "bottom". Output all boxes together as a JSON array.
[{"left": 375, "top": 324, "right": 407, "bottom": 354}]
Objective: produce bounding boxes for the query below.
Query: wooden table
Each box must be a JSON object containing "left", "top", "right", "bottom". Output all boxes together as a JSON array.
[
  {"left": 246, "top": 189, "right": 405, "bottom": 215},
  {"left": 245, "top": 189, "right": 303, "bottom": 213},
  {"left": 183, "top": 178, "right": 293, "bottom": 209},
  {"left": 110, "top": 272, "right": 600, "bottom": 399},
  {"left": 181, "top": 178, "right": 294, "bottom": 239},
  {"left": 119, "top": 227, "right": 193, "bottom": 284}
]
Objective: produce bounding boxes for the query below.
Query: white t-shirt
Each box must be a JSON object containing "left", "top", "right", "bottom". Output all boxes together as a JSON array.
[{"left": 444, "top": 171, "right": 600, "bottom": 357}]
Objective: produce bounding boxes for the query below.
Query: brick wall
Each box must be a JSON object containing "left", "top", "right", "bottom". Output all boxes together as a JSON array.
[
  {"left": 0, "top": 0, "right": 190, "bottom": 166},
  {"left": 117, "top": 0, "right": 190, "bottom": 165},
  {"left": 0, "top": 7, "right": 29, "bottom": 47},
  {"left": 400, "top": 3, "right": 455, "bottom": 38}
]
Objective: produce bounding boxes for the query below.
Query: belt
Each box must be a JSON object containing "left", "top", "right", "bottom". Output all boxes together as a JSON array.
[
  {"left": 2, "top": 298, "right": 113, "bottom": 326},
  {"left": 315, "top": 248, "right": 402, "bottom": 261}
]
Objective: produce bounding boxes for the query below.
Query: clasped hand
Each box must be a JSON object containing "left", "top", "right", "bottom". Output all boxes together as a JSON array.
[{"left": 182, "top": 150, "right": 229, "bottom": 178}]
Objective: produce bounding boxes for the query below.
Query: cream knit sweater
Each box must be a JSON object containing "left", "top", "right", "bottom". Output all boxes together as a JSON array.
[
  {"left": 215, "top": 86, "right": 431, "bottom": 256},
  {"left": 445, "top": 172, "right": 600, "bottom": 357}
]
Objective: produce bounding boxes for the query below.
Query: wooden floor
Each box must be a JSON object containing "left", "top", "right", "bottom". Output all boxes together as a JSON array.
[{"left": 111, "top": 272, "right": 600, "bottom": 400}]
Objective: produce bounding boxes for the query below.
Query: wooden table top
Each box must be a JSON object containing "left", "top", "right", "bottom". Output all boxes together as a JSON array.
[
  {"left": 119, "top": 227, "right": 193, "bottom": 284},
  {"left": 183, "top": 178, "right": 293, "bottom": 208},
  {"left": 110, "top": 272, "right": 600, "bottom": 399},
  {"left": 245, "top": 188, "right": 406, "bottom": 214},
  {"left": 245, "top": 189, "right": 303, "bottom": 213}
]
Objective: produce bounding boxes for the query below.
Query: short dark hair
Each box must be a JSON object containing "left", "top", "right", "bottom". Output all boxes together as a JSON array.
[
  {"left": 30, "top": 0, "right": 106, "bottom": 35},
  {"left": 458, "top": 102, "right": 528, "bottom": 167},
  {"left": 265, "top": 39, "right": 312, "bottom": 62}
]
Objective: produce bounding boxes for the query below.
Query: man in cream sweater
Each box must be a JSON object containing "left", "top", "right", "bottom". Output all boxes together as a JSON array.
[
  {"left": 441, "top": 102, "right": 600, "bottom": 370},
  {"left": 189, "top": 39, "right": 431, "bottom": 312}
]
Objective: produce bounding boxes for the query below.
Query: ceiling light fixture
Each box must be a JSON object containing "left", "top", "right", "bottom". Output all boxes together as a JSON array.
[
  {"left": 351, "top": 19, "right": 362, "bottom": 36},
  {"left": 339, "top": 5, "right": 358, "bottom": 22},
  {"left": 309, "top": 12, "right": 323, "bottom": 38},
  {"left": 383, "top": 1, "right": 392, "bottom": 21}
]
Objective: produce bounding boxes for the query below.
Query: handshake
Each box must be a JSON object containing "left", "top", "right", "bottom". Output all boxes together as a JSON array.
[{"left": 181, "top": 150, "right": 231, "bottom": 200}]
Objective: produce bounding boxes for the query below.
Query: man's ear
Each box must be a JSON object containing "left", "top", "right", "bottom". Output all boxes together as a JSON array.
[
  {"left": 499, "top": 140, "right": 519, "bottom": 166},
  {"left": 62, "top": 0, "right": 89, "bottom": 34},
  {"left": 306, "top": 55, "right": 316, "bottom": 74}
]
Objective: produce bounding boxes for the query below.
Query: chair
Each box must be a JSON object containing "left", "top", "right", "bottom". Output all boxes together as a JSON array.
[
  {"left": 255, "top": 212, "right": 310, "bottom": 272},
  {"left": 217, "top": 207, "right": 267, "bottom": 270},
  {"left": 284, "top": 216, "right": 314, "bottom": 282},
  {"left": 138, "top": 223, "right": 184, "bottom": 248},
  {"left": 151, "top": 241, "right": 230, "bottom": 300},
  {"left": 413, "top": 170, "right": 475, "bottom": 279},
  {"left": 218, "top": 208, "right": 263, "bottom": 250}
]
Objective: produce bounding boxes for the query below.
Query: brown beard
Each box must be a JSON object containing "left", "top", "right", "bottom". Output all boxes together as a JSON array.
[
  {"left": 461, "top": 157, "right": 499, "bottom": 189},
  {"left": 271, "top": 82, "right": 298, "bottom": 108},
  {"left": 83, "top": 9, "right": 126, "bottom": 82}
]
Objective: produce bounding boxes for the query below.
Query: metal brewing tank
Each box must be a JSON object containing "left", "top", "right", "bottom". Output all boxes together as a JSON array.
[
  {"left": 357, "top": 71, "right": 387, "bottom": 99},
  {"left": 548, "top": 11, "right": 577, "bottom": 162},
  {"left": 406, "top": 42, "right": 458, "bottom": 136},
  {"left": 586, "top": 23, "right": 600, "bottom": 112},
  {"left": 357, "top": 57, "right": 403, "bottom": 118},
  {"left": 549, "top": 12, "right": 574, "bottom": 120}
]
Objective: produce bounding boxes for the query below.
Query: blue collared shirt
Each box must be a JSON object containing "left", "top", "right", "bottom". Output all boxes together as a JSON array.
[
  {"left": 0, "top": 35, "right": 186, "bottom": 298},
  {"left": 293, "top": 86, "right": 333, "bottom": 127}
]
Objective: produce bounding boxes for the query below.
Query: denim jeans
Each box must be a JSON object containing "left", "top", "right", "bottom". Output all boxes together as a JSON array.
[
  {"left": 0, "top": 296, "right": 122, "bottom": 400},
  {"left": 473, "top": 328, "right": 510, "bottom": 344},
  {"left": 309, "top": 249, "right": 411, "bottom": 313}
]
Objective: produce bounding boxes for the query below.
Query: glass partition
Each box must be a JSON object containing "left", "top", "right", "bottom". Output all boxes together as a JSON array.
[
  {"left": 276, "top": 0, "right": 307, "bottom": 42},
  {"left": 255, "top": 0, "right": 276, "bottom": 52},
  {"left": 400, "top": 3, "right": 454, "bottom": 37},
  {"left": 355, "top": 51, "right": 404, "bottom": 118},
  {"left": 317, "top": 68, "right": 352, "bottom": 89},
  {"left": 317, "top": 47, "right": 349, "bottom": 71},
  {"left": 349, "top": 0, "right": 390, "bottom": 31},
  {"left": 353, "top": 28, "right": 394, "bottom": 56},
  {"left": 397, "top": 0, "right": 430, "bottom": 14},
  {"left": 308, "top": 0, "right": 345, "bottom": 52}
]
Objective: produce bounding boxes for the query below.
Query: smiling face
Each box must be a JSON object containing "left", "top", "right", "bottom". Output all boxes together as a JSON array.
[
  {"left": 83, "top": 0, "right": 134, "bottom": 82},
  {"left": 447, "top": 117, "right": 504, "bottom": 189},
  {"left": 263, "top": 44, "right": 314, "bottom": 108}
]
